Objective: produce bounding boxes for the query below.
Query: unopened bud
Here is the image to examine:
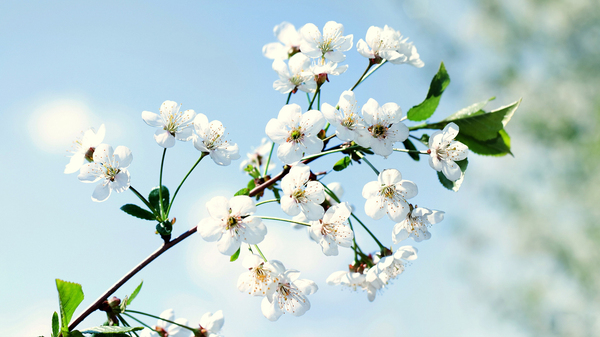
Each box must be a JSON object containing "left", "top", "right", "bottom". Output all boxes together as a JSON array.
[
  {"left": 108, "top": 296, "right": 121, "bottom": 308},
  {"left": 84, "top": 147, "right": 95, "bottom": 162},
  {"left": 315, "top": 73, "right": 329, "bottom": 86}
]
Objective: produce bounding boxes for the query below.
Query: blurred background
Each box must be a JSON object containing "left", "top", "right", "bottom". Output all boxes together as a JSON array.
[{"left": 1, "top": 0, "right": 598, "bottom": 336}]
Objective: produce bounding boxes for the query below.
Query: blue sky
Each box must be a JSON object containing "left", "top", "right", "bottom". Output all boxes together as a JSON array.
[{"left": 0, "top": 1, "right": 525, "bottom": 336}]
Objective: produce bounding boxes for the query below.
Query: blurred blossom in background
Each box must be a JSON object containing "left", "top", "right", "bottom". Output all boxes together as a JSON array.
[{"left": 1, "top": 0, "right": 598, "bottom": 336}]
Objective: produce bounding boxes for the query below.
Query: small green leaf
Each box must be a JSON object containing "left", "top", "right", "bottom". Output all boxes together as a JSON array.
[
  {"left": 120, "top": 204, "right": 156, "bottom": 221},
  {"left": 402, "top": 139, "right": 420, "bottom": 161},
  {"left": 333, "top": 156, "right": 352, "bottom": 171},
  {"left": 230, "top": 247, "right": 241, "bottom": 262},
  {"left": 126, "top": 280, "right": 143, "bottom": 305},
  {"left": 156, "top": 221, "right": 172, "bottom": 236},
  {"left": 63, "top": 330, "right": 85, "bottom": 337},
  {"left": 149, "top": 186, "right": 170, "bottom": 212},
  {"left": 407, "top": 62, "right": 450, "bottom": 121},
  {"left": 52, "top": 312, "right": 59, "bottom": 337},
  {"left": 81, "top": 326, "right": 143, "bottom": 334},
  {"left": 247, "top": 179, "right": 256, "bottom": 191},
  {"left": 56, "top": 279, "right": 84, "bottom": 329},
  {"left": 234, "top": 188, "right": 249, "bottom": 196}
]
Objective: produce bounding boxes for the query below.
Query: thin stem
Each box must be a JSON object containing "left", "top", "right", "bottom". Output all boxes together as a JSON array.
[
  {"left": 126, "top": 310, "right": 195, "bottom": 332},
  {"left": 166, "top": 153, "right": 208, "bottom": 216},
  {"left": 350, "top": 62, "right": 374, "bottom": 91},
  {"left": 158, "top": 148, "right": 167, "bottom": 218},
  {"left": 307, "top": 86, "right": 321, "bottom": 110},
  {"left": 347, "top": 218, "right": 359, "bottom": 261},
  {"left": 300, "top": 145, "right": 360, "bottom": 161},
  {"left": 67, "top": 225, "right": 199, "bottom": 331},
  {"left": 353, "top": 60, "right": 387, "bottom": 91},
  {"left": 355, "top": 152, "right": 379, "bottom": 175},
  {"left": 122, "top": 313, "right": 156, "bottom": 332},
  {"left": 118, "top": 314, "right": 140, "bottom": 337},
  {"left": 254, "top": 245, "right": 267, "bottom": 262},
  {"left": 257, "top": 215, "right": 310, "bottom": 227},
  {"left": 317, "top": 90, "right": 321, "bottom": 110},
  {"left": 322, "top": 134, "right": 336, "bottom": 143},
  {"left": 392, "top": 148, "right": 428, "bottom": 154},
  {"left": 306, "top": 92, "right": 311, "bottom": 104},
  {"left": 263, "top": 143, "right": 275, "bottom": 177},
  {"left": 255, "top": 198, "right": 279, "bottom": 206},
  {"left": 351, "top": 213, "right": 385, "bottom": 249},
  {"left": 129, "top": 187, "right": 157, "bottom": 215}
]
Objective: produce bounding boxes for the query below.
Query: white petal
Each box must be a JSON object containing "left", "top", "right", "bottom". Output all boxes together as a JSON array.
[
  {"left": 142, "top": 111, "right": 163, "bottom": 127},
  {"left": 217, "top": 233, "right": 241, "bottom": 256},
  {"left": 197, "top": 217, "right": 223, "bottom": 242},
  {"left": 91, "top": 182, "right": 111, "bottom": 202},
  {"left": 113, "top": 146, "right": 132, "bottom": 169},
  {"left": 261, "top": 296, "right": 282, "bottom": 321},
  {"left": 154, "top": 129, "right": 175, "bottom": 148}
]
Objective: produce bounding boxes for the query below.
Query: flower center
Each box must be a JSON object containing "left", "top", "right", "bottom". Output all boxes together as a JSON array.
[
  {"left": 341, "top": 115, "right": 357, "bottom": 130},
  {"left": 320, "top": 222, "right": 334, "bottom": 236},
  {"left": 226, "top": 215, "right": 240, "bottom": 230},
  {"left": 369, "top": 124, "right": 388, "bottom": 139},
  {"left": 381, "top": 185, "right": 396, "bottom": 199},
  {"left": 287, "top": 127, "right": 304, "bottom": 143},
  {"left": 102, "top": 164, "right": 121, "bottom": 181},
  {"left": 292, "top": 188, "right": 306, "bottom": 202}
]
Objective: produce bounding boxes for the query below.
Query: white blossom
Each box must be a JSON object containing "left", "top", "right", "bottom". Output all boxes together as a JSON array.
[
  {"left": 64, "top": 124, "right": 106, "bottom": 174},
  {"left": 193, "top": 113, "right": 240, "bottom": 166},
  {"left": 197, "top": 310, "right": 224, "bottom": 337},
  {"left": 139, "top": 309, "right": 188, "bottom": 337},
  {"left": 142, "top": 100, "right": 196, "bottom": 148},
  {"left": 321, "top": 91, "right": 362, "bottom": 141},
  {"left": 280, "top": 163, "right": 325, "bottom": 221},
  {"left": 366, "top": 246, "right": 417, "bottom": 286},
  {"left": 308, "top": 202, "right": 354, "bottom": 256},
  {"left": 300, "top": 21, "right": 353, "bottom": 63},
  {"left": 265, "top": 104, "right": 325, "bottom": 165},
  {"left": 263, "top": 22, "right": 303, "bottom": 60},
  {"left": 362, "top": 168, "right": 418, "bottom": 222},
  {"left": 197, "top": 196, "right": 267, "bottom": 256},
  {"left": 310, "top": 59, "right": 348, "bottom": 85},
  {"left": 239, "top": 137, "right": 275, "bottom": 173},
  {"left": 272, "top": 53, "right": 316, "bottom": 94},
  {"left": 237, "top": 254, "right": 285, "bottom": 297},
  {"left": 77, "top": 144, "right": 132, "bottom": 202},
  {"left": 392, "top": 206, "right": 445, "bottom": 243},
  {"left": 428, "top": 122, "right": 468, "bottom": 181},
  {"left": 261, "top": 268, "right": 318, "bottom": 321},
  {"left": 355, "top": 98, "right": 408, "bottom": 157},
  {"left": 326, "top": 269, "right": 382, "bottom": 302},
  {"left": 357, "top": 25, "right": 424, "bottom": 68}
]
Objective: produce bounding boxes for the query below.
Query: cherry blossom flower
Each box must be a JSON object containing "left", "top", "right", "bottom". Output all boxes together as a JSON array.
[
  {"left": 237, "top": 254, "right": 285, "bottom": 297},
  {"left": 193, "top": 113, "right": 240, "bottom": 166},
  {"left": 355, "top": 98, "right": 408, "bottom": 157},
  {"left": 263, "top": 22, "right": 303, "bottom": 60},
  {"left": 197, "top": 196, "right": 267, "bottom": 256},
  {"left": 272, "top": 53, "right": 316, "bottom": 94},
  {"left": 265, "top": 104, "right": 325, "bottom": 165},
  {"left": 139, "top": 309, "right": 188, "bottom": 337},
  {"left": 310, "top": 59, "right": 348, "bottom": 86},
  {"left": 239, "top": 137, "right": 275, "bottom": 173},
  {"left": 428, "top": 122, "right": 469, "bottom": 181},
  {"left": 64, "top": 124, "right": 106, "bottom": 174},
  {"left": 196, "top": 310, "right": 224, "bottom": 337},
  {"left": 292, "top": 181, "right": 344, "bottom": 231},
  {"left": 308, "top": 202, "right": 354, "bottom": 256},
  {"left": 366, "top": 246, "right": 417, "bottom": 286},
  {"left": 261, "top": 268, "right": 318, "bottom": 321},
  {"left": 77, "top": 144, "right": 132, "bottom": 202},
  {"left": 321, "top": 91, "right": 362, "bottom": 141},
  {"left": 392, "top": 206, "right": 445, "bottom": 243},
  {"left": 362, "top": 168, "right": 418, "bottom": 222},
  {"left": 142, "top": 100, "right": 196, "bottom": 148},
  {"left": 357, "top": 25, "right": 424, "bottom": 68},
  {"left": 300, "top": 21, "right": 353, "bottom": 63},
  {"left": 280, "top": 163, "right": 325, "bottom": 221},
  {"left": 326, "top": 269, "right": 381, "bottom": 302}
]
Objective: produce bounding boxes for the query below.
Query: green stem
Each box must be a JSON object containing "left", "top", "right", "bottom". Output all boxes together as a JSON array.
[
  {"left": 125, "top": 310, "right": 195, "bottom": 332},
  {"left": 307, "top": 86, "right": 321, "bottom": 110},
  {"left": 117, "top": 314, "right": 140, "bottom": 337},
  {"left": 392, "top": 148, "right": 428, "bottom": 154},
  {"left": 322, "top": 134, "right": 336, "bottom": 143},
  {"left": 351, "top": 213, "right": 385, "bottom": 250},
  {"left": 263, "top": 143, "right": 275, "bottom": 177},
  {"left": 166, "top": 152, "right": 208, "bottom": 216},
  {"left": 350, "top": 62, "right": 374, "bottom": 91},
  {"left": 355, "top": 152, "right": 379, "bottom": 175},
  {"left": 129, "top": 187, "right": 158, "bottom": 215},
  {"left": 255, "top": 198, "right": 279, "bottom": 206},
  {"left": 306, "top": 92, "right": 311, "bottom": 104},
  {"left": 408, "top": 123, "right": 428, "bottom": 131},
  {"left": 347, "top": 218, "right": 359, "bottom": 261},
  {"left": 122, "top": 313, "right": 156, "bottom": 332},
  {"left": 257, "top": 215, "right": 310, "bottom": 227},
  {"left": 300, "top": 145, "right": 360, "bottom": 161},
  {"left": 254, "top": 244, "right": 267, "bottom": 262},
  {"left": 317, "top": 90, "right": 321, "bottom": 110},
  {"left": 352, "top": 60, "right": 387, "bottom": 91},
  {"left": 158, "top": 149, "right": 167, "bottom": 218}
]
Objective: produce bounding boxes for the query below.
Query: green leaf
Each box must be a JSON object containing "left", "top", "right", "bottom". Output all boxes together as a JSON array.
[
  {"left": 437, "top": 159, "right": 468, "bottom": 192},
  {"left": 407, "top": 62, "right": 450, "bottom": 121},
  {"left": 230, "top": 247, "right": 241, "bottom": 262},
  {"left": 442, "top": 97, "right": 495, "bottom": 121},
  {"left": 81, "top": 326, "right": 143, "bottom": 334},
  {"left": 63, "top": 330, "right": 85, "bottom": 337},
  {"left": 155, "top": 220, "right": 172, "bottom": 236},
  {"left": 56, "top": 279, "right": 84, "bottom": 329},
  {"left": 52, "top": 312, "right": 59, "bottom": 337},
  {"left": 234, "top": 188, "right": 249, "bottom": 196},
  {"left": 455, "top": 132, "right": 512, "bottom": 156},
  {"left": 402, "top": 139, "right": 420, "bottom": 161},
  {"left": 126, "top": 280, "right": 143, "bottom": 305},
  {"left": 149, "top": 186, "right": 170, "bottom": 212},
  {"left": 247, "top": 179, "right": 256, "bottom": 191},
  {"left": 120, "top": 204, "right": 156, "bottom": 221},
  {"left": 333, "top": 156, "right": 352, "bottom": 171}
]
